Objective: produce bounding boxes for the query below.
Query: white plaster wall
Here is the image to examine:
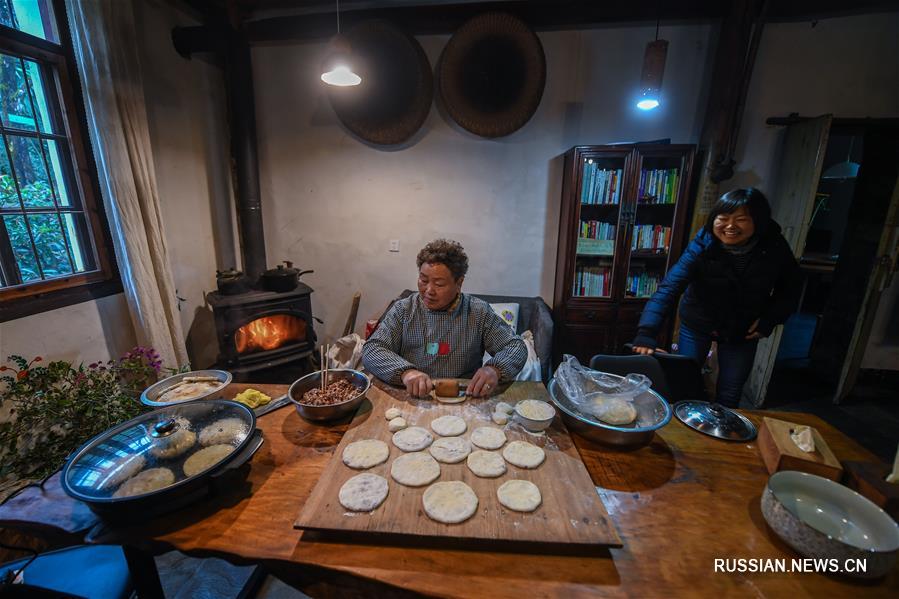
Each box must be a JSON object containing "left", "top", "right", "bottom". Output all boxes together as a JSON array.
[
  {"left": 727, "top": 12, "right": 899, "bottom": 193},
  {"left": 725, "top": 12, "right": 899, "bottom": 371},
  {"left": 253, "top": 23, "right": 715, "bottom": 344},
  {"left": 0, "top": 293, "right": 134, "bottom": 366},
  {"left": 136, "top": 0, "right": 238, "bottom": 369}
]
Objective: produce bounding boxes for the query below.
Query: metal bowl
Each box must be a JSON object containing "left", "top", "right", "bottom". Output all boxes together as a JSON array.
[
  {"left": 288, "top": 368, "right": 370, "bottom": 422},
  {"left": 141, "top": 370, "right": 232, "bottom": 407},
  {"left": 547, "top": 376, "right": 671, "bottom": 448},
  {"left": 761, "top": 470, "right": 899, "bottom": 579}
]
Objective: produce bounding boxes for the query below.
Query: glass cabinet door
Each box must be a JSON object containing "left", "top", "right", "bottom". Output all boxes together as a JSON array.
[
  {"left": 572, "top": 154, "right": 626, "bottom": 299},
  {"left": 624, "top": 155, "right": 684, "bottom": 298}
]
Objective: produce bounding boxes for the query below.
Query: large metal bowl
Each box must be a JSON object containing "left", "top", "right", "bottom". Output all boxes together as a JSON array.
[
  {"left": 761, "top": 470, "right": 899, "bottom": 578},
  {"left": 547, "top": 376, "right": 671, "bottom": 448},
  {"left": 141, "top": 369, "right": 232, "bottom": 407},
  {"left": 288, "top": 368, "right": 370, "bottom": 422}
]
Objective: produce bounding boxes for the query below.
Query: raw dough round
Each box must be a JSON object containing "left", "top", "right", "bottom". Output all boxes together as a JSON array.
[
  {"left": 388, "top": 417, "right": 407, "bottom": 432},
  {"left": 384, "top": 407, "right": 401, "bottom": 420},
  {"left": 390, "top": 452, "right": 441, "bottom": 487},
  {"left": 491, "top": 412, "right": 509, "bottom": 425},
  {"left": 149, "top": 418, "right": 196, "bottom": 459},
  {"left": 593, "top": 397, "right": 637, "bottom": 425},
  {"left": 430, "top": 415, "right": 467, "bottom": 437},
  {"left": 497, "top": 480, "right": 542, "bottom": 512},
  {"left": 338, "top": 473, "right": 389, "bottom": 512},
  {"left": 502, "top": 441, "right": 545, "bottom": 469},
  {"left": 113, "top": 467, "right": 174, "bottom": 498},
  {"left": 423, "top": 481, "right": 478, "bottom": 524},
  {"left": 470, "top": 426, "right": 507, "bottom": 450},
  {"left": 392, "top": 426, "right": 433, "bottom": 451},
  {"left": 342, "top": 439, "right": 390, "bottom": 469},
  {"left": 183, "top": 444, "right": 234, "bottom": 476},
  {"left": 428, "top": 437, "right": 472, "bottom": 464},
  {"left": 101, "top": 454, "right": 146, "bottom": 490},
  {"left": 198, "top": 417, "right": 247, "bottom": 447},
  {"left": 466, "top": 450, "right": 506, "bottom": 478},
  {"left": 495, "top": 402, "right": 514, "bottom": 415}
]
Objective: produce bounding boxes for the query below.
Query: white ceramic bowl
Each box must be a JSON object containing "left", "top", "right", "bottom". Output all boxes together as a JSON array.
[
  {"left": 514, "top": 399, "right": 556, "bottom": 432},
  {"left": 761, "top": 470, "right": 899, "bottom": 578}
]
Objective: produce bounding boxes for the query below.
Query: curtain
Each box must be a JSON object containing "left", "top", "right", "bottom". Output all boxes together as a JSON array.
[{"left": 66, "top": 0, "right": 188, "bottom": 369}]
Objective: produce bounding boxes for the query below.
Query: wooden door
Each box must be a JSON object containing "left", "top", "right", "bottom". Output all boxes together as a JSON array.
[
  {"left": 831, "top": 135, "right": 899, "bottom": 402},
  {"left": 743, "top": 115, "right": 832, "bottom": 407}
]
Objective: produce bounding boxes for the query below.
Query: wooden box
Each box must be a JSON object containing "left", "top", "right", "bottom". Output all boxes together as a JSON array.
[
  {"left": 757, "top": 417, "right": 843, "bottom": 481},
  {"left": 843, "top": 461, "right": 899, "bottom": 520}
]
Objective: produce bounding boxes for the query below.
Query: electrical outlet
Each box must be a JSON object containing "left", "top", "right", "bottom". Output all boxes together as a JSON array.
[{"left": 389, "top": 239, "right": 400, "bottom": 252}]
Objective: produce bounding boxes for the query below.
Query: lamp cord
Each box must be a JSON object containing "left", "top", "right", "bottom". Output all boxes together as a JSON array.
[{"left": 336, "top": 0, "right": 341, "bottom": 34}]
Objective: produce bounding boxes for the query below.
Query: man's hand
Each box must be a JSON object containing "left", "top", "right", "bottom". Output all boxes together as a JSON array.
[
  {"left": 401, "top": 369, "right": 433, "bottom": 398},
  {"left": 745, "top": 318, "right": 763, "bottom": 340},
  {"left": 468, "top": 365, "right": 500, "bottom": 397},
  {"left": 632, "top": 345, "right": 655, "bottom": 355}
]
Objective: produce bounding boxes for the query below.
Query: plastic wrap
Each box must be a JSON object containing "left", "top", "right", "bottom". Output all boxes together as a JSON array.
[{"left": 553, "top": 355, "right": 651, "bottom": 425}]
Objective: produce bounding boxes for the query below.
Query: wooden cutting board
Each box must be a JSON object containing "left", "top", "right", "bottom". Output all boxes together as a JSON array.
[{"left": 295, "top": 381, "right": 622, "bottom": 549}]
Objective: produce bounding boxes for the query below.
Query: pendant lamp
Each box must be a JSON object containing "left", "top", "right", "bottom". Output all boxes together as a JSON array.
[
  {"left": 637, "top": 18, "right": 667, "bottom": 110},
  {"left": 821, "top": 137, "right": 860, "bottom": 180},
  {"left": 321, "top": 0, "right": 361, "bottom": 87}
]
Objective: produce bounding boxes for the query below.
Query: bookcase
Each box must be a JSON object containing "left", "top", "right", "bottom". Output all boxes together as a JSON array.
[{"left": 552, "top": 144, "right": 696, "bottom": 365}]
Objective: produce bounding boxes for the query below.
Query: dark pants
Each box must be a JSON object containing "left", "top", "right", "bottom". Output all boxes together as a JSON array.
[{"left": 677, "top": 324, "right": 758, "bottom": 408}]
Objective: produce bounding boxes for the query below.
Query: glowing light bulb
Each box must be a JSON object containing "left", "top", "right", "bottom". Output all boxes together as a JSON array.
[{"left": 321, "top": 65, "right": 361, "bottom": 86}]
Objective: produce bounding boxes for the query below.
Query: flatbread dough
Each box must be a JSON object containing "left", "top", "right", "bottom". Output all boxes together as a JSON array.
[
  {"left": 495, "top": 402, "right": 514, "bottom": 415},
  {"left": 423, "top": 481, "right": 478, "bottom": 524},
  {"left": 491, "top": 412, "right": 509, "bottom": 425},
  {"left": 198, "top": 417, "right": 247, "bottom": 447},
  {"left": 428, "top": 437, "right": 472, "bottom": 464},
  {"left": 388, "top": 417, "right": 407, "bottom": 432},
  {"left": 158, "top": 379, "right": 221, "bottom": 403},
  {"left": 183, "top": 444, "right": 234, "bottom": 476},
  {"left": 149, "top": 418, "right": 196, "bottom": 459},
  {"left": 392, "top": 426, "right": 433, "bottom": 451},
  {"left": 497, "top": 480, "right": 542, "bottom": 512},
  {"left": 502, "top": 441, "right": 545, "bottom": 469},
  {"left": 100, "top": 454, "right": 146, "bottom": 490},
  {"left": 466, "top": 450, "right": 506, "bottom": 478},
  {"left": 430, "top": 415, "right": 467, "bottom": 437},
  {"left": 470, "top": 426, "right": 507, "bottom": 450},
  {"left": 113, "top": 467, "right": 174, "bottom": 498},
  {"left": 338, "top": 473, "right": 389, "bottom": 512},
  {"left": 342, "top": 439, "right": 390, "bottom": 469},
  {"left": 384, "top": 407, "right": 401, "bottom": 420},
  {"left": 390, "top": 452, "right": 441, "bottom": 487}
]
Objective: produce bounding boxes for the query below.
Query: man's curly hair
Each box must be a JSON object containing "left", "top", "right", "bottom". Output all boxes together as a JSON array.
[{"left": 416, "top": 239, "right": 469, "bottom": 280}]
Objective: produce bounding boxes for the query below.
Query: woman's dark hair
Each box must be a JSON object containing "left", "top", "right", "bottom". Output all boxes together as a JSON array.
[
  {"left": 704, "top": 188, "right": 772, "bottom": 236},
  {"left": 417, "top": 239, "right": 469, "bottom": 280}
]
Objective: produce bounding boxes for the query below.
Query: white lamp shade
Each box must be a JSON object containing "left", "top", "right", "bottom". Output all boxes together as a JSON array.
[{"left": 321, "top": 65, "right": 362, "bottom": 86}]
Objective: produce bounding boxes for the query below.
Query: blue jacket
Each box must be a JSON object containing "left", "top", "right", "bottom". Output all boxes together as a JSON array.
[{"left": 634, "top": 221, "right": 801, "bottom": 347}]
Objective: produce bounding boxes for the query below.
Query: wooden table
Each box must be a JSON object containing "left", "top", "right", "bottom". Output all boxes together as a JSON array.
[{"left": 0, "top": 382, "right": 896, "bottom": 598}]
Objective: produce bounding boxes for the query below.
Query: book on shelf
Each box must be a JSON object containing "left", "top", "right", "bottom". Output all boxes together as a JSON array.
[
  {"left": 573, "top": 264, "right": 612, "bottom": 297},
  {"left": 579, "top": 220, "right": 616, "bottom": 240},
  {"left": 630, "top": 224, "right": 672, "bottom": 251},
  {"left": 581, "top": 161, "right": 623, "bottom": 205},
  {"left": 626, "top": 270, "right": 661, "bottom": 298},
  {"left": 638, "top": 168, "right": 680, "bottom": 204}
]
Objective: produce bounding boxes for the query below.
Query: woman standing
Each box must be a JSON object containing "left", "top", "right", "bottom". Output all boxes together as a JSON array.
[{"left": 632, "top": 188, "right": 801, "bottom": 407}]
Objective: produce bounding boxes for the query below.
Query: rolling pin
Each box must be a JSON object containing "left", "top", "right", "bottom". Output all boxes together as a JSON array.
[{"left": 433, "top": 379, "right": 467, "bottom": 397}]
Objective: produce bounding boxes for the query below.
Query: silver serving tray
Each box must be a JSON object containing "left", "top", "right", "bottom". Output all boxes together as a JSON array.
[{"left": 141, "top": 369, "right": 232, "bottom": 407}]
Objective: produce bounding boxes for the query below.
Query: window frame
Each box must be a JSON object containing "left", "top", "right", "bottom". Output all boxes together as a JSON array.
[{"left": 0, "top": 0, "right": 120, "bottom": 322}]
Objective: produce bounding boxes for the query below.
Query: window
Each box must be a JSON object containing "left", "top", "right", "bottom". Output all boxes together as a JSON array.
[{"left": 0, "top": 0, "right": 119, "bottom": 320}]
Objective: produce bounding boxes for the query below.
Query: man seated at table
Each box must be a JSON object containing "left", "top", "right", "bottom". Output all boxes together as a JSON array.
[{"left": 362, "top": 239, "right": 527, "bottom": 398}]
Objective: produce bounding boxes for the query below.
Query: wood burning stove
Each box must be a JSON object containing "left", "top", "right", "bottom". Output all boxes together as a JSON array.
[{"left": 207, "top": 283, "right": 316, "bottom": 379}]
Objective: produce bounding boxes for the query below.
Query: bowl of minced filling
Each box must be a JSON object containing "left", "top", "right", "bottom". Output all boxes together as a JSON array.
[
  {"left": 514, "top": 399, "right": 557, "bottom": 432},
  {"left": 141, "top": 370, "right": 232, "bottom": 407},
  {"left": 288, "top": 368, "right": 371, "bottom": 422}
]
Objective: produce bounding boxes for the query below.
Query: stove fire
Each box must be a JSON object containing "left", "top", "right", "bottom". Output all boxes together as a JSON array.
[{"left": 235, "top": 314, "right": 306, "bottom": 354}]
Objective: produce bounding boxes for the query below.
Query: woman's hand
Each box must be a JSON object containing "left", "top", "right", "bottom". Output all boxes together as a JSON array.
[
  {"left": 468, "top": 365, "right": 500, "bottom": 397},
  {"left": 401, "top": 369, "right": 433, "bottom": 398},
  {"left": 632, "top": 345, "right": 655, "bottom": 355},
  {"left": 745, "top": 319, "right": 763, "bottom": 340}
]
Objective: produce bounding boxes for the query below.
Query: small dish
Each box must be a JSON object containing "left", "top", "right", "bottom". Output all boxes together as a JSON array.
[
  {"left": 141, "top": 370, "right": 232, "bottom": 407},
  {"left": 514, "top": 399, "right": 556, "bottom": 432}
]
